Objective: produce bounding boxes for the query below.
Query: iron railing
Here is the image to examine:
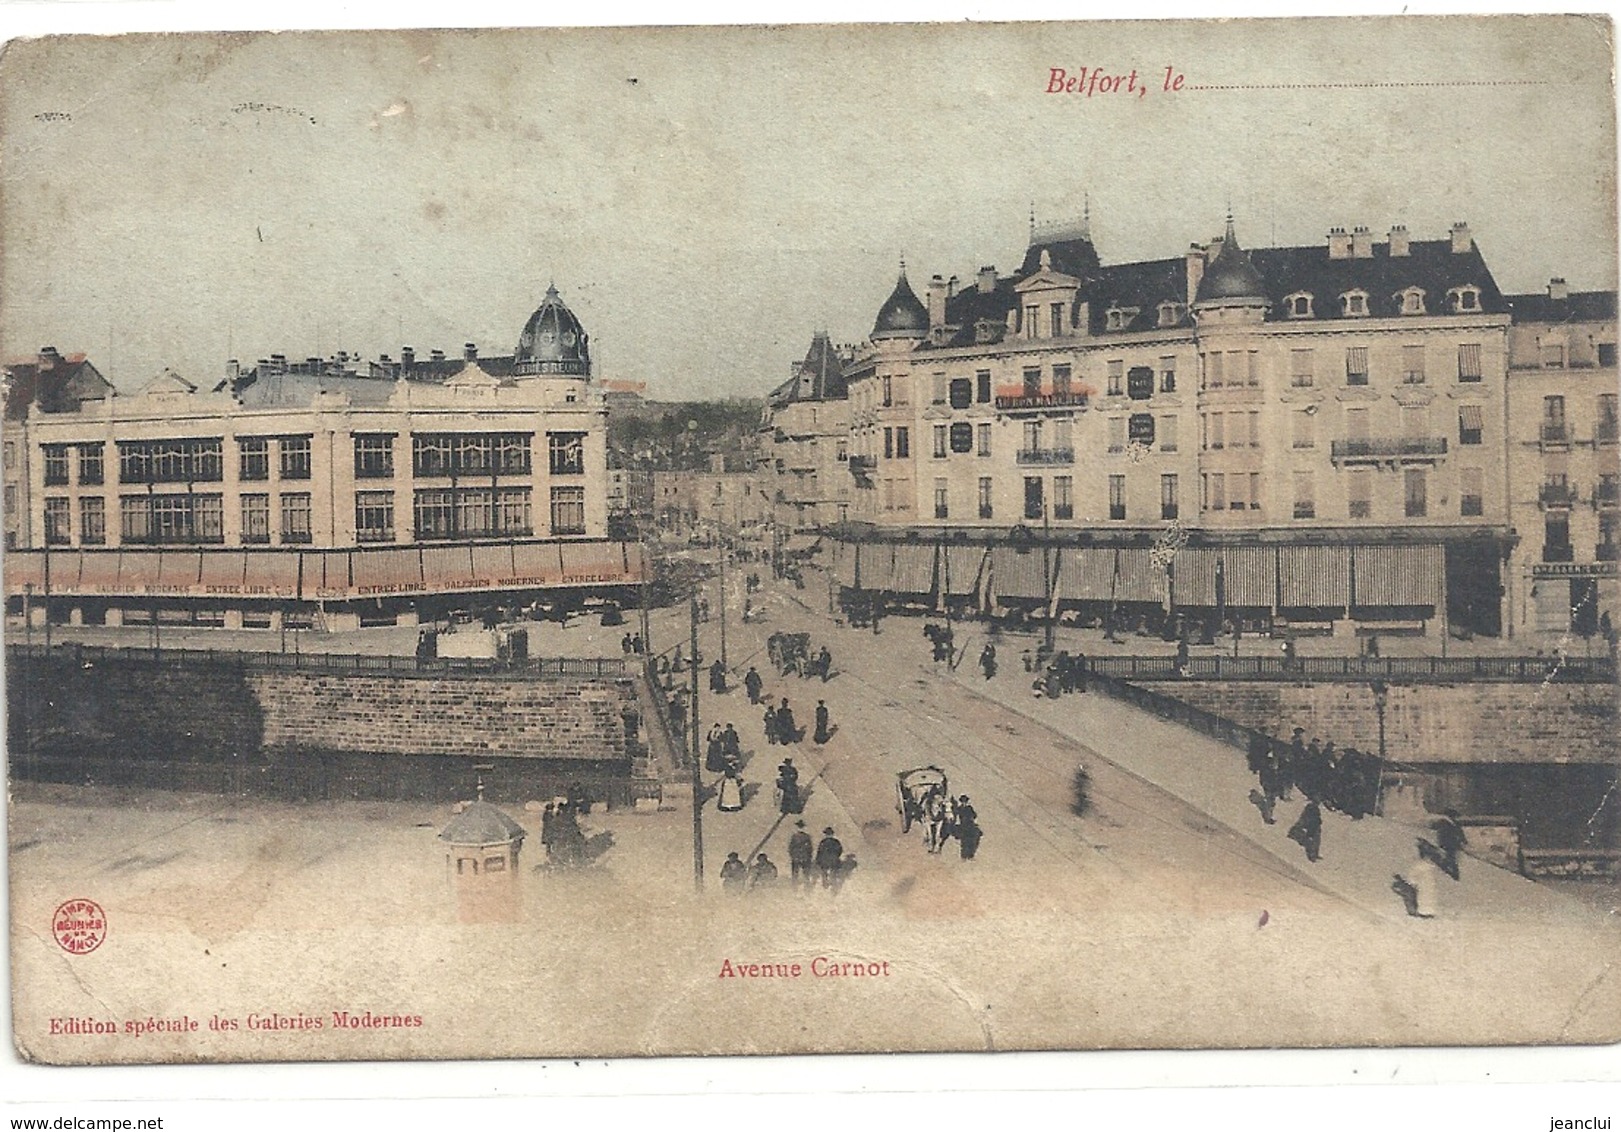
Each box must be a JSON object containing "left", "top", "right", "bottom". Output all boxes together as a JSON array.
[{"left": 5, "top": 642, "right": 633, "bottom": 679}]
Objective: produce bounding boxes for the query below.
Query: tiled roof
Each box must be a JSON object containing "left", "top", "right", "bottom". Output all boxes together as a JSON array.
[
  {"left": 1248, "top": 239, "right": 1507, "bottom": 321},
  {"left": 1504, "top": 290, "right": 1617, "bottom": 324},
  {"left": 4, "top": 353, "right": 113, "bottom": 421},
  {"left": 769, "top": 332, "right": 849, "bottom": 408}
]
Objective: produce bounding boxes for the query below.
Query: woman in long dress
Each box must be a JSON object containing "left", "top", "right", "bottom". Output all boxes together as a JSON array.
[{"left": 717, "top": 768, "right": 745, "bottom": 813}]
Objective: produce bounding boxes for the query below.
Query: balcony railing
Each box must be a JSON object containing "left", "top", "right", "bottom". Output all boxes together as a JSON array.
[
  {"left": 847, "top": 455, "right": 876, "bottom": 473},
  {"left": 1329, "top": 437, "right": 1448, "bottom": 462},
  {"left": 1016, "top": 447, "right": 1076, "bottom": 466},
  {"left": 1539, "top": 483, "right": 1580, "bottom": 508}
]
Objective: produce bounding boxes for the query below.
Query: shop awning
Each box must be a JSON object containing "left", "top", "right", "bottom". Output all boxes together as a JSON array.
[
  {"left": 78, "top": 551, "right": 123, "bottom": 594},
  {"left": 833, "top": 541, "right": 859, "bottom": 589},
  {"left": 352, "top": 547, "right": 424, "bottom": 595},
  {"left": 560, "top": 540, "right": 630, "bottom": 585},
  {"left": 470, "top": 543, "right": 516, "bottom": 590},
  {"left": 198, "top": 551, "right": 248, "bottom": 593},
  {"left": 1055, "top": 547, "right": 1115, "bottom": 602},
  {"left": 1278, "top": 545, "right": 1351, "bottom": 609},
  {"left": 242, "top": 550, "right": 300, "bottom": 599},
  {"left": 4, "top": 550, "right": 45, "bottom": 593},
  {"left": 857, "top": 544, "right": 894, "bottom": 591},
  {"left": 890, "top": 543, "right": 936, "bottom": 595},
  {"left": 1171, "top": 548, "right": 1219, "bottom": 606},
  {"left": 991, "top": 545, "right": 1051, "bottom": 601},
  {"left": 421, "top": 544, "right": 476, "bottom": 592},
  {"left": 509, "top": 542, "right": 565, "bottom": 587},
  {"left": 1353, "top": 544, "right": 1442, "bottom": 607},
  {"left": 301, "top": 551, "right": 350, "bottom": 599},
  {"left": 942, "top": 544, "right": 988, "bottom": 597},
  {"left": 118, "top": 551, "right": 162, "bottom": 595},
  {"left": 155, "top": 550, "right": 202, "bottom": 593},
  {"left": 1221, "top": 546, "right": 1278, "bottom": 608},
  {"left": 1114, "top": 548, "right": 1165, "bottom": 604}
]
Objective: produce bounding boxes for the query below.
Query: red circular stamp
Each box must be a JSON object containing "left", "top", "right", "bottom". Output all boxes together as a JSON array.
[{"left": 52, "top": 899, "right": 106, "bottom": 955}]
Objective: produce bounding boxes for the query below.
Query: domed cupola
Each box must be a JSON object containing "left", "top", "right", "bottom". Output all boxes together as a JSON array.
[
  {"left": 515, "top": 285, "right": 591, "bottom": 377},
  {"left": 1195, "top": 217, "right": 1268, "bottom": 306},
  {"left": 871, "top": 265, "right": 930, "bottom": 341}
]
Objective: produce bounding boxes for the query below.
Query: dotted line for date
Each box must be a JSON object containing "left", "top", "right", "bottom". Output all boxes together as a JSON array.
[{"left": 1189, "top": 80, "right": 1552, "bottom": 90}]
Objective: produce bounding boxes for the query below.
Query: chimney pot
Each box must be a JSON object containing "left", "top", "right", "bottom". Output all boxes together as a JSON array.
[
  {"left": 1388, "top": 225, "right": 1410, "bottom": 257},
  {"left": 1327, "top": 228, "right": 1353, "bottom": 259},
  {"left": 1548, "top": 277, "right": 1570, "bottom": 301},
  {"left": 464, "top": 342, "right": 477, "bottom": 360},
  {"left": 978, "top": 265, "right": 997, "bottom": 294},
  {"left": 1450, "top": 221, "right": 1472, "bottom": 254}
]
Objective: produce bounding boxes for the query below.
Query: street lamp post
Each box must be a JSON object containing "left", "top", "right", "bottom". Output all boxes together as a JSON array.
[
  {"left": 1042, "top": 504, "right": 1055, "bottom": 655},
  {"left": 714, "top": 503, "right": 728, "bottom": 670},
  {"left": 1371, "top": 679, "right": 1389, "bottom": 816},
  {"left": 688, "top": 592, "right": 704, "bottom": 891}
]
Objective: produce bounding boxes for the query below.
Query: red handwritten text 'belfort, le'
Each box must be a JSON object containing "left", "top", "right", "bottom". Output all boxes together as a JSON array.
[{"left": 1046, "top": 66, "right": 1187, "bottom": 99}]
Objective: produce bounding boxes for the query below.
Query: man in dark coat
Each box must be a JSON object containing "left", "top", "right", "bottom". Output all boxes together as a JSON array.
[
  {"left": 1433, "top": 809, "right": 1467, "bottom": 880},
  {"left": 744, "top": 666, "right": 763, "bottom": 705},
  {"left": 1288, "top": 800, "right": 1323, "bottom": 863},
  {"left": 748, "top": 853, "right": 778, "bottom": 891},
  {"left": 776, "top": 697, "right": 799, "bottom": 744},
  {"left": 813, "top": 700, "right": 831, "bottom": 745},
  {"left": 979, "top": 643, "right": 997, "bottom": 680},
  {"left": 709, "top": 659, "right": 728, "bottom": 694},
  {"left": 815, "top": 827, "right": 845, "bottom": 888},
  {"left": 787, "top": 820, "right": 814, "bottom": 889},
  {"left": 722, "top": 723, "right": 741, "bottom": 763},
  {"left": 777, "top": 758, "right": 801, "bottom": 814},
  {"left": 955, "top": 796, "right": 982, "bottom": 860},
  {"left": 816, "top": 646, "right": 832, "bottom": 682}
]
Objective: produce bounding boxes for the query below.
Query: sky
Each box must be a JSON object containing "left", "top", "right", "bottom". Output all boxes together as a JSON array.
[{"left": 0, "top": 15, "right": 1614, "bottom": 402}]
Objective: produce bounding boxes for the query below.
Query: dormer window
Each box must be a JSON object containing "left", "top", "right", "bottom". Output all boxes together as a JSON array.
[
  {"left": 1340, "top": 290, "right": 1369, "bottom": 318},
  {"left": 1397, "top": 287, "right": 1427, "bottom": 316},
  {"left": 1284, "top": 292, "right": 1314, "bottom": 319},
  {"left": 1105, "top": 306, "right": 1140, "bottom": 332},
  {"left": 1448, "top": 286, "right": 1482, "bottom": 313},
  {"left": 1157, "top": 301, "right": 1185, "bottom": 328}
]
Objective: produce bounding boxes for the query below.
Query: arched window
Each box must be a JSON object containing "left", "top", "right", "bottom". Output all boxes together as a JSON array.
[
  {"left": 1284, "top": 292, "right": 1314, "bottom": 319},
  {"left": 1340, "top": 290, "right": 1369, "bottom": 317},
  {"left": 1397, "top": 287, "right": 1427, "bottom": 316},
  {"left": 1448, "top": 286, "right": 1482, "bottom": 313}
]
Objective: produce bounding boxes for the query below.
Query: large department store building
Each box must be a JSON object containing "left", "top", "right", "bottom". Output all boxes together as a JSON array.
[
  {"left": 824, "top": 214, "right": 1549, "bottom": 638},
  {"left": 4, "top": 287, "right": 645, "bottom": 630}
]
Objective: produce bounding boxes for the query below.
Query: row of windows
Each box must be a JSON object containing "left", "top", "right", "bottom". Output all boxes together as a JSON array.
[
  {"left": 1281, "top": 286, "right": 1482, "bottom": 320},
  {"left": 40, "top": 487, "right": 589, "bottom": 546},
  {"left": 1205, "top": 344, "right": 1486, "bottom": 390},
  {"left": 928, "top": 474, "right": 1180, "bottom": 523},
  {"left": 1235, "top": 468, "right": 1480, "bottom": 520}
]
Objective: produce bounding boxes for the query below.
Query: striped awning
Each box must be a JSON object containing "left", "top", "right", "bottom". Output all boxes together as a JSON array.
[
  {"left": 1353, "top": 544, "right": 1442, "bottom": 607},
  {"left": 858, "top": 544, "right": 894, "bottom": 591},
  {"left": 1171, "top": 548, "right": 1219, "bottom": 606},
  {"left": 78, "top": 551, "right": 123, "bottom": 594},
  {"left": 890, "top": 543, "right": 936, "bottom": 595},
  {"left": 832, "top": 541, "right": 859, "bottom": 589},
  {"left": 509, "top": 542, "right": 564, "bottom": 587},
  {"left": 471, "top": 543, "right": 517, "bottom": 589},
  {"left": 155, "top": 549, "right": 201, "bottom": 592},
  {"left": 1114, "top": 548, "right": 1164, "bottom": 603},
  {"left": 4, "top": 550, "right": 45, "bottom": 592},
  {"left": 624, "top": 542, "right": 652, "bottom": 583},
  {"left": 198, "top": 551, "right": 248, "bottom": 592},
  {"left": 991, "top": 545, "right": 1051, "bottom": 601},
  {"left": 1222, "top": 546, "right": 1277, "bottom": 608},
  {"left": 1278, "top": 545, "right": 1351, "bottom": 608},
  {"left": 1056, "top": 548, "right": 1116, "bottom": 602},
  {"left": 942, "top": 544, "right": 988, "bottom": 597}
]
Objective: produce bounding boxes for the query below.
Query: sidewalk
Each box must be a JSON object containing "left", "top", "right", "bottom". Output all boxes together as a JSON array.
[{"left": 941, "top": 627, "right": 1601, "bottom": 926}]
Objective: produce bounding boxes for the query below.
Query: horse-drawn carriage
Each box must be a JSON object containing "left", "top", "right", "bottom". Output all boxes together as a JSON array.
[
  {"left": 896, "top": 766, "right": 954, "bottom": 852},
  {"left": 767, "top": 631, "right": 812, "bottom": 676}
]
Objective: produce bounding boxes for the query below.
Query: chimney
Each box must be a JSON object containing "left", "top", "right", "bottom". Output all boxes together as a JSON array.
[
  {"left": 38, "top": 346, "right": 60, "bottom": 370},
  {"left": 1327, "top": 226, "right": 1352, "bottom": 259},
  {"left": 430, "top": 349, "right": 445, "bottom": 363},
  {"left": 947, "top": 275, "right": 959, "bottom": 298},
  {"left": 1351, "top": 226, "right": 1373, "bottom": 258},
  {"left": 1388, "top": 225, "right": 1410, "bottom": 257},
  {"left": 978, "top": 265, "right": 997, "bottom": 294},
  {"left": 337, "top": 350, "right": 349, "bottom": 365},
  {"left": 464, "top": 342, "right": 477, "bottom": 361},
  {"left": 1450, "top": 221, "right": 1472, "bottom": 254},
  {"left": 226, "top": 359, "right": 240, "bottom": 380},
  {"left": 927, "top": 274, "right": 948, "bottom": 330},
  {"left": 1548, "top": 277, "right": 1569, "bottom": 301},
  {"left": 401, "top": 346, "right": 415, "bottom": 367},
  {"left": 1185, "top": 243, "right": 1205, "bottom": 307}
]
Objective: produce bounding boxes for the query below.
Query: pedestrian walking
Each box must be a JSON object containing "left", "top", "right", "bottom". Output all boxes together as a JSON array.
[
  {"left": 815, "top": 827, "right": 845, "bottom": 888},
  {"left": 1074, "top": 651, "right": 1088, "bottom": 693},
  {"left": 816, "top": 646, "right": 832, "bottom": 683},
  {"left": 720, "top": 851, "right": 747, "bottom": 894},
  {"left": 955, "top": 796, "right": 982, "bottom": 860},
  {"left": 813, "top": 700, "right": 831, "bottom": 745},
  {"left": 979, "top": 643, "right": 997, "bottom": 680},
  {"left": 709, "top": 658, "right": 728, "bottom": 694},
  {"left": 1287, "top": 800, "right": 1323, "bottom": 863},
  {"left": 1175, "top": 638, "right": 1190, "bottom": 677},
  {"left": 763, "top": 702, "right": 779, "bottom": 745},
  {"left": 744, "top": 666, "right": 763, "bottom": 705},
  {"left": 1433, "top": 809, "right": 1467, "bottom": 880},
  {"left": 705, "top": 724, "right": 726, "bottom": 773},
  {"left": 722, "top": 723, "right": 741, "bottom": 763},
  {"left": 716, "top": 767, "right": 744, "bottom": 813},
  {"left": 788, "top": 820, "right": 814, "bottom": 888},
  {"left": 776, "top": 697, "right": 800, "bottom": 744}
]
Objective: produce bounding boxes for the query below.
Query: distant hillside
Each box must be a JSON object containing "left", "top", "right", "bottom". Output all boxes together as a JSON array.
[{"left": 608, "top": 398, "right": 763, "bottom": 472}]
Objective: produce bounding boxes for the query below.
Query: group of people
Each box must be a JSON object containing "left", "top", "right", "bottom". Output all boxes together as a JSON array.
[
  {"left": 719, "top": 822, "right": 855, "bottom": 895},
  {"left": 618, "top": 633, "right": 647, "bottom": 655},
  {"left": 539, "top": 787, "right": 594, "bottom": 867},
  {"left": 1245, "top": 726, "right": 1383, "bottom": 839},
  {"left": 1029, "top": 649, "right": 1090, "bottom": 697},
  {"left": 923, "top": 621, "right": 956, "bottom": 664}
]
